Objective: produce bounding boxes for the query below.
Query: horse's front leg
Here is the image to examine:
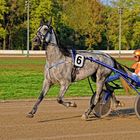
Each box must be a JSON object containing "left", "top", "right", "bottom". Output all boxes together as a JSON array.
[
  {"left": 57, "top": 83, "right": 77, "bottom": 107},
  {"left": 27, "top": 79, "right": 51, "bottom": 118}
]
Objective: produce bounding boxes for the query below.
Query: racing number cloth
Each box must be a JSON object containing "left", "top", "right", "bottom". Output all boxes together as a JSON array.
[{"left": 131, "top": 62, "right": 140, "bottom": 76}]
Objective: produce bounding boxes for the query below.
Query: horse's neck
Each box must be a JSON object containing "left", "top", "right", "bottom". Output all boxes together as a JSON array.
[
  {"left": 49, "top": 29, "right": 57, "bottom": 45},
  {"left": 46, "top": 44, "right": 64, "bottom": 63}
]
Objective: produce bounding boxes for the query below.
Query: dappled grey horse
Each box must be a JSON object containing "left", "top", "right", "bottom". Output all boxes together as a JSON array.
[{"left": 27, "top": 19, "right": 122, "bottom": 119}]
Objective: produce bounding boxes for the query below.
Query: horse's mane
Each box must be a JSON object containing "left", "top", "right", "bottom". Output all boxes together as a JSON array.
[
  {"left": 53, "top": 28, "right": 71, "bottom": 57},
  {"left": 58, "top": 42, "right": 71, "bottom": 57}
]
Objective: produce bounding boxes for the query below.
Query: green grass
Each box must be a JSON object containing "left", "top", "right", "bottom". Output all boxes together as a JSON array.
[{"left": 0, "top": 57, "right": 137, "bottom": 100}]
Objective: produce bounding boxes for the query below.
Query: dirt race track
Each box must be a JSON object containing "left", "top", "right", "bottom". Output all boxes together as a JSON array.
[{"left": 0, "top": 96, "right": 140, "bottom": 140}]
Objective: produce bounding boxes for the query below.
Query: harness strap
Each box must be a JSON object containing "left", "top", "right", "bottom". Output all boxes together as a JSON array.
[
  {"left": 71, "top": 48, "right": 76, "bottom": 63},
  {"left": 46, "top": 60, "right": 65, "bottom": 80},
  {"left": 47, "top": 60, "right": 65, "bottom": 70},
  {"left": 46, "top": 48, "right": 77, "bottom": 82},
  {"left": 46, "top": 60, "right": 72, "bottom": 81}
]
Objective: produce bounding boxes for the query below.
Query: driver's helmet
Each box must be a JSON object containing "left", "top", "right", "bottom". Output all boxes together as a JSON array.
[{"left": 134, "top": 49, "right": 140, "bottom": 56}]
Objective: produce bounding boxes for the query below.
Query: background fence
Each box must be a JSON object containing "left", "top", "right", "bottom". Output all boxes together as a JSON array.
[{"left": 0, "top": 50, "right": 134, "bottom": 58}]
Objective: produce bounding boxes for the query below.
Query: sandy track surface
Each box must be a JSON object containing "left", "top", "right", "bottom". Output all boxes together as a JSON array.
[{"left": 0, "top": 96, "right": 140, "bottom": 140}]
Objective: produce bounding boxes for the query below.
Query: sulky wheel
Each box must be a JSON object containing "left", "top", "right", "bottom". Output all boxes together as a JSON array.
[
  {"left": 90, "top": 91, "right": 113, "bottom": 118},
  {"left": 134, "top": 95, "right": 140, "bottom": 119}
]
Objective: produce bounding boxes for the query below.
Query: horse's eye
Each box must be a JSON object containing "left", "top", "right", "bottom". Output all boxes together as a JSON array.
[{"left": 44, "top": 28, "right": 48, "bottom": 31}]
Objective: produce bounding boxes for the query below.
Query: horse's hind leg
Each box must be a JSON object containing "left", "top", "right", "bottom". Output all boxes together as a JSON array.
[
  {"left": 112, "top": 93, "right": 125, "bottom": 108},
  {"left": 82, "top": 77, "right": 105, "bottom": 120},
  {"left": 105, "top": 82, "right": 125, "bottom": 108},
  {"left": 27, "top": 79, "right": 51, "bottom": 118}
]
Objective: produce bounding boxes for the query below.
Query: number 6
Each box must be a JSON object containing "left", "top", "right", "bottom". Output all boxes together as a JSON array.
[{"left": 74, "top": 54, "right": 85, "bottom": 67}]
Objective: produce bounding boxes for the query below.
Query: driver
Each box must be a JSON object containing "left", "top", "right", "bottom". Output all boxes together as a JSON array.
[
  {"left": 106, "top": 49, "right": 140, "bottom": 88},
  {"left": 131, "top": 49, "right": 140, "bottom": 76}
]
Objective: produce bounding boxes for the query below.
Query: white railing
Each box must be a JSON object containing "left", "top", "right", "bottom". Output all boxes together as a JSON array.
[
  {"left": 0, "top": 50, "right": 45, "bottom": 55},
  {"left": 0, "top": 50, "right": 134, "bottom": 57}
]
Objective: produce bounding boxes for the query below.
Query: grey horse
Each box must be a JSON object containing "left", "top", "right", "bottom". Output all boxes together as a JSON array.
[{"left": 27, "top": 19, "right": 123, "bottom": 119}]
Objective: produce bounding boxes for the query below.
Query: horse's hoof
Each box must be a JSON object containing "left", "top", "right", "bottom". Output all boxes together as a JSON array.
[
  {"left": 119, "top": 102, "right": 125, "bottom": 107},
  {"left": 65, "top": 102, "right": 77, "bottom": 107},
  {"left": 70, "top": 102, "right": 77, "bottom": 107},
  {"left": 94, "top": 113, "right": 101, "bottom": 118},
  {"left": 116, "top": 101, "right": 125, "bottom": 107},
  {"left": 26, "top": 112, "right": 34, "bottom": 118},
  {"left": 81, "top": 114, "right": 88, "bottom": 120}
]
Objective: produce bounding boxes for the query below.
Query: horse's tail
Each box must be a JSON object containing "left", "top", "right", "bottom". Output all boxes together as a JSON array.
[
  {"left": 112, "top": 57, "right": 132, "bottom": 94},
  {"left": 120, "top": 77, "right": 132, "bottom": 95},
  {"left": 111, "top": 57, "right": 126, "bottom": 73},
  {"left": 111, "top": 56, "right": 134, "bottom": 73}
]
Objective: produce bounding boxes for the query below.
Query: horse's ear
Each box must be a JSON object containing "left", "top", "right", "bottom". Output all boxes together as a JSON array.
[
  {"left": 47, "top": 17, "right": 52, "bottom": 27},
  {"left": 40, "top": 16, "right": 45, "bottom": 26},
  {"left": 40, "top": 19, "right": 44, "bottom": 26},
  {"left": 40, "top": 20, "right": 43, "bottom": 26}
]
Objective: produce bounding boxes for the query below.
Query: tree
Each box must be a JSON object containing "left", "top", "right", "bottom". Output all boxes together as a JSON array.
[
  {"left": 107, "top": 0, "right": 140, "bottom": 50},
  {"left": 61, "top": 0, "right": 107, "bottom": 49},
  {"left": 30, "top": 0, "right": 53, "bottom": 49},
  {"left": 0, "top": 0, "right": 8, "bottom": 49},
  {"left": 0, "top": 0, "right": 27, "bottom": 50},
  {"left": 0, "top": 0, "right": 139, "bottom": 50}
]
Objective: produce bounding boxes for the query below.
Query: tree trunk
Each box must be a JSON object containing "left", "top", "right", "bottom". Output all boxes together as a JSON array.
[{"left": 3, "top": 36, "right": 6, "bottom": 50}]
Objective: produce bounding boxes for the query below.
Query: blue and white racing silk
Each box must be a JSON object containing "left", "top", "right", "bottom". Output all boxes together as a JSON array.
[{"left": 131, "top": 73, "right": 140, "bottom": 82}]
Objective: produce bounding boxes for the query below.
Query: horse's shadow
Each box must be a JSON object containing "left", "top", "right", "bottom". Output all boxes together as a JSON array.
[{"left": 38, "top": 115, "right": 81, "bottom": 123}]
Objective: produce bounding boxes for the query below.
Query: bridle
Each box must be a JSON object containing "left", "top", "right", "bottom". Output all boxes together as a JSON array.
[{"left": 36, "top": 25, "right": 52, "bottom": 45}]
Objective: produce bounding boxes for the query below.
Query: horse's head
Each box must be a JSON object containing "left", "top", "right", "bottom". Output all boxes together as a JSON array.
[{"left": 32, "top": 18, "right": 53, "bottom": 47}]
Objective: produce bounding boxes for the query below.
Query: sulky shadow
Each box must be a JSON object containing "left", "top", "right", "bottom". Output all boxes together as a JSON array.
[
  {"left": 109, "top": 107, "right": 135, "bottom": 117},
  {"left": 85, "top": 108, "right": 135, "bottom": 121}
]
